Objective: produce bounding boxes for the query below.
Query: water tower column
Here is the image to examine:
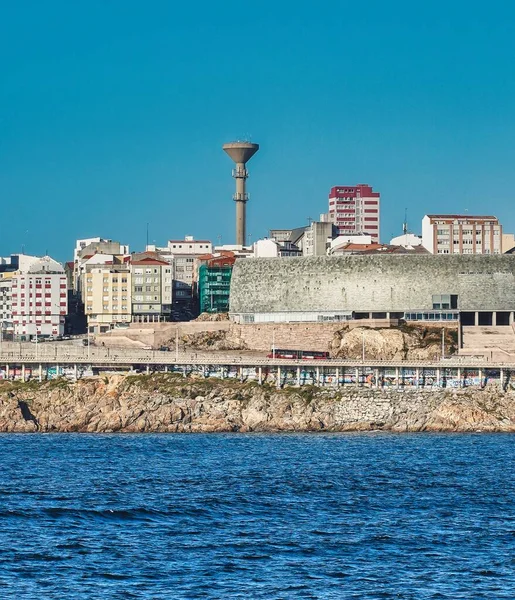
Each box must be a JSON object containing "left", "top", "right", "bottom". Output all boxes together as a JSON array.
[{"left": 233, "top": 162, "right": 248, "bottom": 246}]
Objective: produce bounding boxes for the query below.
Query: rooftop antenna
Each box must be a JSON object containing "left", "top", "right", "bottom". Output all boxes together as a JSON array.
[
  {"left": 403, "top": 208, "right": 408, "bottom": 235},
  {"left": 223, "top": 140, "right": 259, "bottom": 246},
  {"left": 307, "top": 216, "right": 313, "bottom": 226},
  {"left": 146, "top": 223, "right": 149, "bottom": 249}
]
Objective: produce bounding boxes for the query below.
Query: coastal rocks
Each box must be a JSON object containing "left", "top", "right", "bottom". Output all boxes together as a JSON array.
[{"left": 0, "top": 374, "right": 513, "bottom": 434}]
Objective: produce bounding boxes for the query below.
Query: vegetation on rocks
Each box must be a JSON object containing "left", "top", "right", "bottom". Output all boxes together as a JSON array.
[{"left": 0, "top": 373, "right": 513, "bottom": 434}]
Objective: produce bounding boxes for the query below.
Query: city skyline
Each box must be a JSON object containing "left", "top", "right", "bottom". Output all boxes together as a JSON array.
[{"left": 2, "top": 1, "right": 515, "bottom": 260}]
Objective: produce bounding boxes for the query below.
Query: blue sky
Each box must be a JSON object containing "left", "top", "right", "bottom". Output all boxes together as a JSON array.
[{"left": 1, "top": 1, "right": 515, "bottom": 260}]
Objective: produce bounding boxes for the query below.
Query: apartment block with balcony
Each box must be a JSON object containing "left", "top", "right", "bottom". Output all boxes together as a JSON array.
[
  {"left": 131, "top": 252, "right": 173, "bottom": 323},
  {"left": 82, "top": 255, "right": 131, "bottom": 333},
  {"left": 422, "top": 215, "right": 502, "bottom": 255},
  {"left": 10, "top": 256, "right": 67, "bottom": 340},
  {"left": 324, "top": 184, "right": 380, "bottom": 243}
]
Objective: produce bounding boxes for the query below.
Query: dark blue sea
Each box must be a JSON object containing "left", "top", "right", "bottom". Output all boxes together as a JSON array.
[{"left": 0, "top": 434, "right": 513, "bottom": 599}]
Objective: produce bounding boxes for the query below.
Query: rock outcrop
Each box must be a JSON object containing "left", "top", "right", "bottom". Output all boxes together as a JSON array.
[
  {"left": 0, "top": 374, "right": 513, "bottom": 433},
  {"left": 330, "top": 324, "right": 458, "bottom": 360}
]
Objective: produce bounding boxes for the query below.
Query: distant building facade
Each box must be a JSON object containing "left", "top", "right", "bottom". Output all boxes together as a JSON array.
[
  {"left": 198, "top": 252, "right": 237, "bottom": 314},
  {"left": 422, "top": 215, "right": 502, "bottom": 255},
  {"left": 146, "top": 236, "right": 213, "bottom": 320},
  {"left": 325, "top": 184, "right": 380, "bottom": 243},
  {"left": 131, "top": 252, "right": 173, "bottom": 323},
  {"left": 10, "top": 256, "right": 67, "bottom": 340},
  {"left": 82, "top": 255, "right": 131, "bottom": 333}
]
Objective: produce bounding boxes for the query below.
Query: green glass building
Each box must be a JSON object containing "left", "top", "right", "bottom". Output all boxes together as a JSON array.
[{"left": 198, "top": 264, "right": 233, "bottom": 314}]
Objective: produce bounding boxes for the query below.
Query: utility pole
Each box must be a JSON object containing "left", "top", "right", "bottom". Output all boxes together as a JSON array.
[
  {"left": 175, "top": 327, "right": 179, "bottom": 361},
  {"left": 362, "top": 330, "right": 365, "bottom": 362},
  {"left": 272, "top": 329, "right": 276, "bottom": 359},
  {"left": 441, "top": 328, "right": 445, "bottom": 360}
]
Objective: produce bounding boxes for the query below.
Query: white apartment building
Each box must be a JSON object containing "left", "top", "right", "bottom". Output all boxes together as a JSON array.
[
  {"left": 422, "top": 215, "right": 502, "bottom": 255},
  {"left": 11, "top": 256, "right": 67, "bottom": 339}
]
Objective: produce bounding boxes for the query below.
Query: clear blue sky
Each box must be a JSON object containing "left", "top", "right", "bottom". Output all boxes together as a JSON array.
[{"left": 1, "top": 0, "right": 515, "bottom": 260}]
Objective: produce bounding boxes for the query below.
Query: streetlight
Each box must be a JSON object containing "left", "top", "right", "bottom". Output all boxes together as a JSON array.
[{"left": 441, "top": 328, "right": 445, "bottom": 360}]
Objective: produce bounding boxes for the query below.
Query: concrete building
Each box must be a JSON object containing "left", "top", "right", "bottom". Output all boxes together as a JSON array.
[
  {"left": 328, "top": 234, "right": 373, "bottom": 254},
  {"left": 301, "top": 222, "right": 337, "bottom": 256},
  {"left": 131, "top": 252, "right": 173, "bottom": 322},
  {"left": 503, "top": 233, "right": 515, "bottom": 254},
  {"left": 82, "top": 255, "right": 131, "bottom": 333},
  {"left": 253, "top": 238, "right": 302, "bottom": 258},
  {"left": 389, "top": 233, "right": 423, "bottom": 248},
  {"left": 325, "top": 184, "right": 380, "bottom": 243},
  {"left": 422, "top": 215, "right": 502, "bottom": 255},
  {"left": 268, "top": 222, "right": 336, "bottom": 257},
  {"left": 229, "top": 254, "right": 515, "bottom": 326},
  {"left": 11, "top": 256, "right": 67, "bottom": 340}
]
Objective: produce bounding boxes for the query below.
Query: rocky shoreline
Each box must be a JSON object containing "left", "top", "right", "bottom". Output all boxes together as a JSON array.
[{"left": 0, "top": 374, "right": 513, "bottom": 433}]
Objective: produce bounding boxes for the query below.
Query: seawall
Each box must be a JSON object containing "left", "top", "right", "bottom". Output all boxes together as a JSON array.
[{"left": 1, "top": 374, "right": 514, "bottom": 433}]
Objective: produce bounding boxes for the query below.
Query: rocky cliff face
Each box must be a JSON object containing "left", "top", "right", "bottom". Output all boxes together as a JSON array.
[
  {"left": 330, "top": 325, "right": 458, "bottom": 360},
  {"left": 0, "top": 374, "right": 513, "bottom": 433}
]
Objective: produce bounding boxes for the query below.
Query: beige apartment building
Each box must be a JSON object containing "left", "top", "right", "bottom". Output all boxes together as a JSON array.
[
  {"left": 422, "top": 214, "right": 502, "bottom": 255},
  {"left": 82, "top": 255, "right": 131, "bottom": 333}
]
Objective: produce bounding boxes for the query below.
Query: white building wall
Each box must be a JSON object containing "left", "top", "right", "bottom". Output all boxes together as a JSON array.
[
  {"left": 421, "top": 216, "right": 434, "bottom": 253},
  {"left": 253, "top": 239, "right": 279, "bottom": 257},
  {"left": 390, "top": 233, "right": 423, "bottom": 247}
]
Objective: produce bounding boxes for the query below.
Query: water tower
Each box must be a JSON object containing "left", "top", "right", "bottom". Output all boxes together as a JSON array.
[{"left": 223, "top": 141, "right": 259, "bottom": 246}]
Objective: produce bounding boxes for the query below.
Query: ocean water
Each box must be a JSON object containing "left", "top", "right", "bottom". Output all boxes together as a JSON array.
[{"left": 0, "top": 434, "right": 513, "bottom": 599}]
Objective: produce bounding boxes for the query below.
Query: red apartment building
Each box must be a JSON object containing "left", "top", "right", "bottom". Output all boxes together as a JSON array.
[{"left": 327, "top": 184, "right": 380, "bottom": 243}]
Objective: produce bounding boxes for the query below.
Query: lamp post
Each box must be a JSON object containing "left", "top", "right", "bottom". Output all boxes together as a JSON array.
[{"left": 441, "top": 328, "right": 445, "bottom": 360}]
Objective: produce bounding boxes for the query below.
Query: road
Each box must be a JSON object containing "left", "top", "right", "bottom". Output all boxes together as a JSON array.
[{"left": 0, "top": 341, "right": 512, "bottom": 369}]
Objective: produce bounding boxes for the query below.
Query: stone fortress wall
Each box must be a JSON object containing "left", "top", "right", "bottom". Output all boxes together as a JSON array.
[{"left": 229, "top": 254, "right": 515, "bottom": 316}]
